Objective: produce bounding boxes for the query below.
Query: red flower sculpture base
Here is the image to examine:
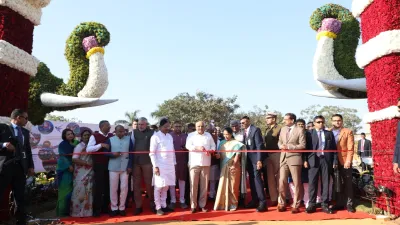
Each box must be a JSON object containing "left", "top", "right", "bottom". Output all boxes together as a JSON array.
[{"left": 0, "top": 6, "right": 34, "bottom": 117}]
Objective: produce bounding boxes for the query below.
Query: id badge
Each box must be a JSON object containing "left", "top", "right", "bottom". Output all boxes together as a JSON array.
[
  {"left": 247, "top": 139, "right": 251, "bottom": 146},
  {"left": 22, "top": 152, "right": 26, "bottom": 159}
]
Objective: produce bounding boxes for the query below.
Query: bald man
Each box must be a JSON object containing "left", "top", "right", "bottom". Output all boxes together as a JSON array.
[{"left": 185, "top": 121, "right": 216, "bottom": 213}]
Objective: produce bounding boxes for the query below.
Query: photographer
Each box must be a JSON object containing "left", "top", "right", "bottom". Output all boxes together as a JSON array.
[{"left": 0, "top": 109, "right": 35, "bottom": 225}]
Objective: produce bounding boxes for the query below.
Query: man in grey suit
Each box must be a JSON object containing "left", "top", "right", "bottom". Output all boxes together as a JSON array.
[
  {"left": 357, "top": 133, "right": 371, "bottom": 157},
  {"left": 240, "top": 116, "right": 267, "bottom": 212},
  {"left": 277, "top": 113, "right": 305, "bottom": 214}
]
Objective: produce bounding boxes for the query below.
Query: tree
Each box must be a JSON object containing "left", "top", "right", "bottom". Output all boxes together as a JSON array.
[
  {"left": 300, "top": 105, "right": 362, "bottom": 132},
  {"left": 45, "top": 114, "right": 82, "bottom": 123},
  {"left": 233, "top": 105, "right": 283, "bottom": 134},
  {"left": 114, "top": 110, "right": 140, "bottom": 125},
  {"left": 151, "top": 91, "right": 240, "bottom": 126}
]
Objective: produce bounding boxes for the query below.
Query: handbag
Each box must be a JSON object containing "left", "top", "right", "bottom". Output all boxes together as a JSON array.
[{"left": 334, "top": 167, "right": 342, "bottom": 192}]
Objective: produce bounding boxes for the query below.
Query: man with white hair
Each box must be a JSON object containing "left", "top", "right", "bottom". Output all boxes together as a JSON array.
[
  {"left": 186, "top": 121, "right": 216, "bottom": 213},
  {"left": 130, "top": 117, "right": 155, "bottom": 215}
]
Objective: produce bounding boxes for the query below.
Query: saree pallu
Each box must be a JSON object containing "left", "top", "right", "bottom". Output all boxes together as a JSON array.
[
  {"left": 56, "top": 140, "right": 78, "bottom": 217},
  {"left": 214, "top": 140, "right": 245, "bottom": 211}
]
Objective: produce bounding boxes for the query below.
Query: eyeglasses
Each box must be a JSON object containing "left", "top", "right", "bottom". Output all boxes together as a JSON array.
[
  {"left": 240, "top": 122, "right": 246, "bottom": 124},
  {"left": 315, "top": 121, "right": 324, "bottom": 124},
  {"left": 266, "top": 117, "right": 272, "bottom": 119},
  {"left": 19, "top": 116, "right": 28, "bottom": 120}
]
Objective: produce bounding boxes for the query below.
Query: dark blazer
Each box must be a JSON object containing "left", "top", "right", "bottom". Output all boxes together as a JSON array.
[
  {"left": 305, "top": 129, "right": 338, "bottom": 168},
  {"left": 357, "top": 138, "right": 371, "bottom": 155},
  {"left": 242, "top": 124, "right": 265, "bottom": 163},
  {"left": 393, "top": 121, "right": 400, "bottom": 165},
  {"left": 0, "top": 123, "right": 34, "bottom": 174}
]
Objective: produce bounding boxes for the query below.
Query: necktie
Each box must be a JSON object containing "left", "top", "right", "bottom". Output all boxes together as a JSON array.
[
  {"left": 361, "top": 140, "right": 364, "bottom": 152},
  {"left": 17, "top": 126, "right": 24, "bottom": 146},
  {"left": 317, "top": 130, "right": 323, "bottom": 156},
  {"left": 286, "top": 127, "right": 291, "bottom": 141},
  {"left": 243, "top": 130, "right": 247, "bottom": 143}
]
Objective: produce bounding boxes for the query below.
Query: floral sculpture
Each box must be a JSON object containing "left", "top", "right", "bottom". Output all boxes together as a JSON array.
[
  {"left": 309, "top": 2, "right": 400, "bottom": 215},
  {"left": 0, "top": 0, "right": 117, "bottom": 125}
]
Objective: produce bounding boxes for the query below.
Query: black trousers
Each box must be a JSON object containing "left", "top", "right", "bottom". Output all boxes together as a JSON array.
[
  {"left": 308, "top": 157, "right": 331, "bottom": 206},
  {"left": 93, "top": 164, "right": 110, "bottom": 214},
  {"left": 247, "top": 158, "right": 266, "bottom": 204},
  {"left": 336, "top": 165, "right": 354, "bottom": 207},
  {"left": 0, "top": 163, "right": 26, "bottom": 225}
]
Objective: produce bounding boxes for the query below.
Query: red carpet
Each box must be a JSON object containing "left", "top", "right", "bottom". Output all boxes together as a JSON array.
[{"left": 62, "top": 195, "right": 374, "bottom": 224}]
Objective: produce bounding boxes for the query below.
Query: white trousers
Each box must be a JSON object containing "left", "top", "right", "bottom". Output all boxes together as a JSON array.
[
  {"left": 178, "top": 180, "right": 185, "bottom": 203},
  {"left": 154, "top": 186, "right": 169, "bottom": 210},
  {"left": 109, "top": 171, "right": 129, "bottom": 211},
  {"left": 169, "top": 186, "right": 176, "bottom": 203}
]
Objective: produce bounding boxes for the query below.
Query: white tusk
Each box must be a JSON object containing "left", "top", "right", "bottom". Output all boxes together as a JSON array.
[
  {"left": 306, "top": 90, "right": 356, "bottom": 99},
  {"left": 77, "top": 99, "right": 119, "bottom": 108},
  {"left": 40, "top": 93, "right": 100, "bottom": 107},
  {"left": 313, "top": 36, "right": 347, "bottom": 91},
  {"left": 317, "top": 78, "right": 367, "bottom": 92},
  {"left": 78, "top": 52, "right": 108, "bottom": 98}
]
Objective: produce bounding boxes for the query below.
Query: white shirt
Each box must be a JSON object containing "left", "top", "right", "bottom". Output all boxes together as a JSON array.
[
  {"left": 87, "top": 131, "right": 109, "bottom": 152},
  {"left": 186, "top": 131, "right": 216, "bottom": 167},
  {"left": 149, "top": 131, "right": 176, "bottom": 168},
  {"left": 315, "top": 129, "right": 325, "bottom": 156},
  {"left": 332, "top": 129, "right": 341, "bottom": 144},
  {"left": 149, "top": 131, "right": 176, "bottom": 187}
]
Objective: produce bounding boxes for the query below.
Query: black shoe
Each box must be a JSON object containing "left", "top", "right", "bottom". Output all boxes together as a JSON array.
[
  {"left": 109, "top": 210, "right": 118, "bottom": 217},
  {"left": 256, "top": 204, "right": 267, "bottom": 212},
  {"left": 156, "top": 209, "right": 164, "bottom": 216},
  {"left": 191, "top": 208, "right": 197, "bottom": 213},
  {"left": 305, "top": 206, "right": 316, "bottom": 214},
  {"left": 322, "top": 206, "right": 333, "bottom": 214},
  {"left": 347, "top": 205, "right": 356, "bottom": 213},
  {"left": 162, "top": 207, "right": 173, "bottom": 213},
  {"left": 119, "top": 210, "right": 126, "bottom": 216},
  {"left": 93, "top": 212, "right": 101, "bottom": 217},
  {"left": 245, "top": 201, "right": 257, "bottom": 209},
  {"left": 134, "top": 208, "right": 143, "bottom": 215}
]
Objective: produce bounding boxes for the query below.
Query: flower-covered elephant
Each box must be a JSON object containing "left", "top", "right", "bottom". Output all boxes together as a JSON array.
[
  {"left": 309, "top": 1, "right": 400, "bottom": 215},
  {"left": 0, "top": 0, "right": 117, "bottom": 125}
]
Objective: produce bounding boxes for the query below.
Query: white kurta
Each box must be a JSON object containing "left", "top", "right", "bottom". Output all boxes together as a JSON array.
[{"left": 149, "top": 131, "right": 176, "bottom": 187}]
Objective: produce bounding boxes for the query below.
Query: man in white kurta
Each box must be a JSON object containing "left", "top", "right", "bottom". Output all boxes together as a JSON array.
[
  {"left": 149, "top": 118, "right": 176, "bottom": 216},
  {"left": 186, "top": 121, "right": 216, "bottom": 213}
]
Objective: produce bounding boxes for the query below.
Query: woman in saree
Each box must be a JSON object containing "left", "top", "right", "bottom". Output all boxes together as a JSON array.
[
  {"left": 56, "top": 128, "right": 79, "bottom": 217},
  {"left": 71, "top": 130, "right": 94, "bottom": 217},
  {"left": 214, "top": 127, "right": 246, "bottom": 211}
]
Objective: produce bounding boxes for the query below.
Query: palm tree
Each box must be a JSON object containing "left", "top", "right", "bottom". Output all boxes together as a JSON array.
[{"left": 125, "top": 110, "right": 140, "bottom": 126}]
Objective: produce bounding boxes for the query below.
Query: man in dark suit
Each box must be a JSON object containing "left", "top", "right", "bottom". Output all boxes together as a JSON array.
[
  {"left": 393, "top": 100, "right": 400, "bottom": 174},
  {"left": 0, "top": 109, "right": 34, "bottom": 225},
  {"left": 357, "top": 133, "right": 371, "bottom": 157},
  {"left": 240, "top": 116, "right": 267, "bottom": 212},
  {"left": 304, "top": 115, "right": 337, "bottom": 214}
]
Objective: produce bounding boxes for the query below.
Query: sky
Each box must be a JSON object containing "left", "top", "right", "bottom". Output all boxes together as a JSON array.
[{"left": 32, "top": 0, "right": 369, "bottom": 132}]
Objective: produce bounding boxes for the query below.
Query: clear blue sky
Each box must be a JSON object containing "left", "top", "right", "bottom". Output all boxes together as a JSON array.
[{"left": 32, "top": 0, "right": 368, "bottom": 131}]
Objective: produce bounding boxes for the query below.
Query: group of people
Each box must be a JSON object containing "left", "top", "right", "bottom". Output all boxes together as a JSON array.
[
  {"left": 0, "top": 105, "right": 394, "bottom": 224},
  {"left": 53, "top": 111, "right": 365, "bottom": 218}
]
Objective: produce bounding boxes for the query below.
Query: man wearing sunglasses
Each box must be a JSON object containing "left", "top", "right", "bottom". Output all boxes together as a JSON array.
[
  {"left": 304, "top": 115, "right": 338, "bottom": 214},
  {"left": 0, "top": 109, "right": 34, "bottom": 225}
]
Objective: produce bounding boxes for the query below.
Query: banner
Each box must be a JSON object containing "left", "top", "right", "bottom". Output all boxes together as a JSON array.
[{"left": 29, "top": 120, "right": 116, "bottom": 173}]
